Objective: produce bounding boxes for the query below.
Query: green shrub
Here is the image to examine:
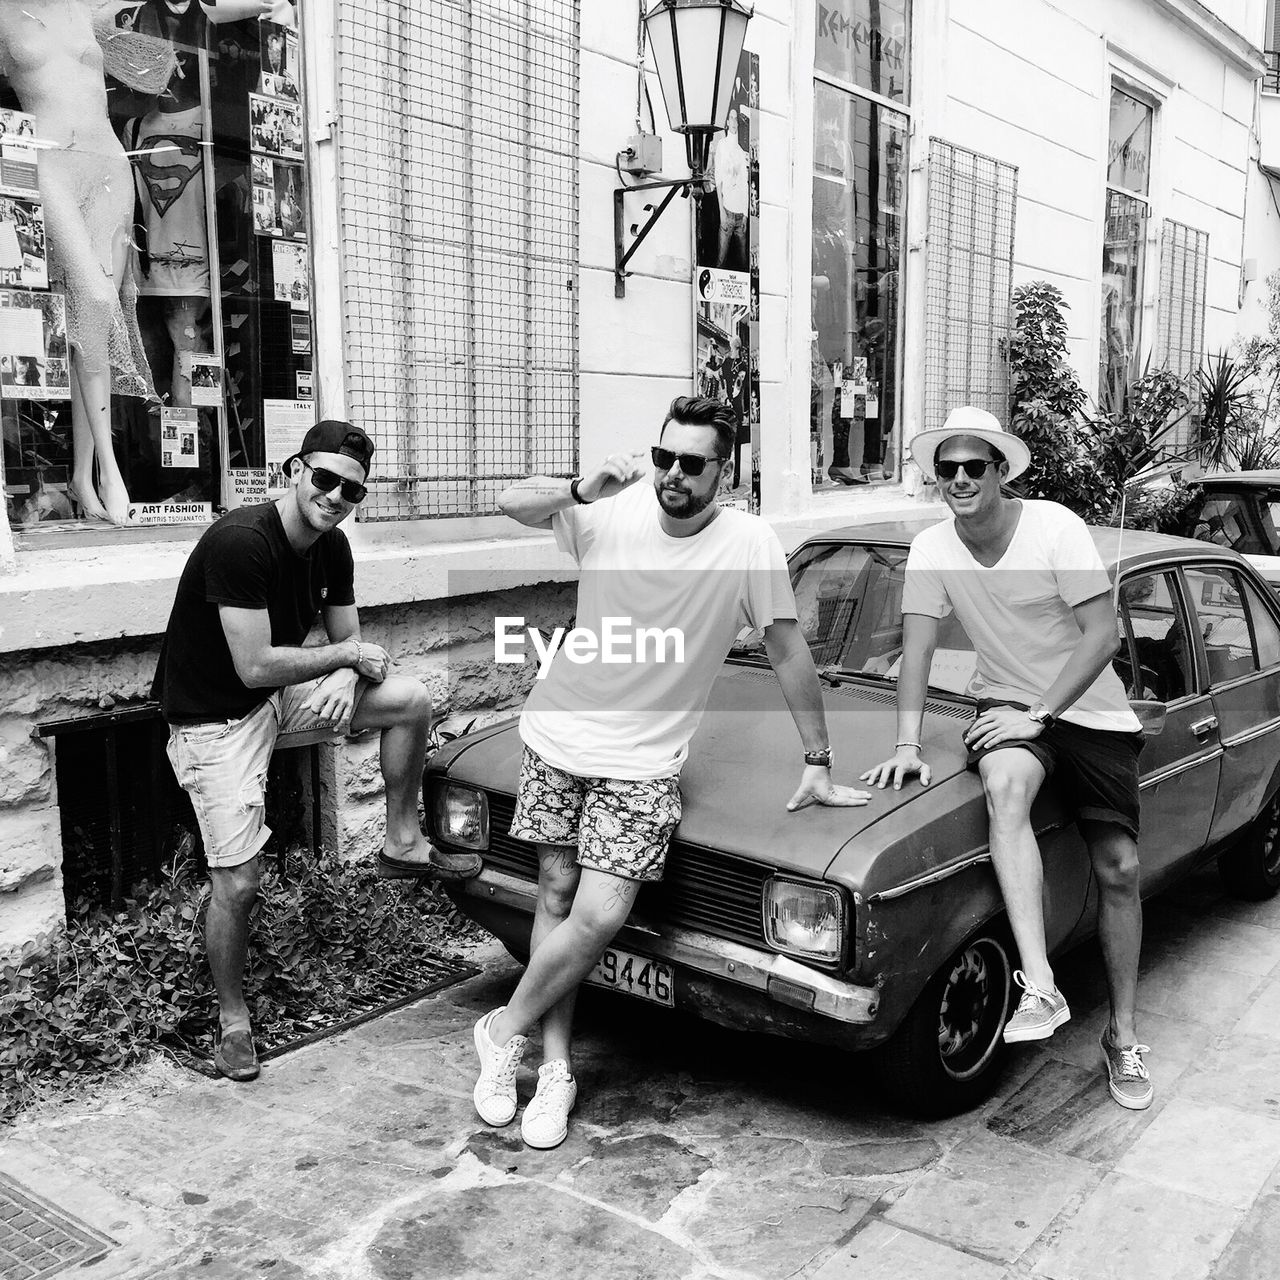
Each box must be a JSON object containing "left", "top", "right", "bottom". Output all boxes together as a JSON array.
[{"left": 0, "top": 847, "right": 472, "bottom": 1122}]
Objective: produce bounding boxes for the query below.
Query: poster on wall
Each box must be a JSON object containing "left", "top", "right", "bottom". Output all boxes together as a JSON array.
[
  {"left": 0, "top": 196, "right": 47, "bottom": 288},
  {"left": 0, "top": 109, "right": 39, "bottom": 197},
  {"left": 693, "top": 48, "right": 760, "bottom": 513},
  {"left": 263, "top": 397, "right": 315, "bottom": 489},
  {"left": 0, "top": 289, "right": 68, "bottom": 401}
]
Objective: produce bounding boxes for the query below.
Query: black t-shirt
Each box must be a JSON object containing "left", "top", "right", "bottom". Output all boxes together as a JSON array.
[{"left": 152, "top": 503, "right": 356, "bottom": 723}]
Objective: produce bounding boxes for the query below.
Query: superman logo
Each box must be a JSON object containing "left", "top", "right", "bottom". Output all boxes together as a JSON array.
[{"left": 134, "top": 131, "right": 203, "bottom": 218}]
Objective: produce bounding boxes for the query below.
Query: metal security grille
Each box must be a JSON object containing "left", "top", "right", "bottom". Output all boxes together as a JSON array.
[
  {"left": 336, "top": 1, "right": 580, "bottom": 520},
  {"left": 923, "top": 139, "right": 1018, "bottom": 432},
  {"left": 1155, "top": 218, "right": 1209, "bottom": 453}
]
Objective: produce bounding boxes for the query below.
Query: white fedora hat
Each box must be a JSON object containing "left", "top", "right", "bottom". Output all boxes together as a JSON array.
[{"left": 908, "top": 406, "right": 1032, "bottom": 482}]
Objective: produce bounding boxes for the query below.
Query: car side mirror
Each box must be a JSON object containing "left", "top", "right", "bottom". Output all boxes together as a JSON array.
[{"left": 1130, "top": 700, "right": 1167, "bottom": 738}]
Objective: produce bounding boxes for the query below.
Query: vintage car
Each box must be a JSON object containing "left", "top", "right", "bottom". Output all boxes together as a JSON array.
[{"left": 425, "top": 521, "right": 1280, "bottom": 1115}]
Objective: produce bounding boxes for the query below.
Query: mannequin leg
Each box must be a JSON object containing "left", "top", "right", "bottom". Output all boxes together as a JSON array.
[
  {"left": 165, "top": 297, "right": 210, "bottom": 409},
  {"left": 41, "top": 159, "right": 138, "bottom": 525},
  {"left": 69, "top": 373, "right": 107, "bottom": 521}
]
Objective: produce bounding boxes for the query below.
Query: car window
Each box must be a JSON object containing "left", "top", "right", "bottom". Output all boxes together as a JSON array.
[
  {"left": 1115, "top": 571, "right": 1192, "bottom": 702},
  {"left": 784, "top": 541, "right": 973, "bottom": 685},
  {"left": 1193, "top": 495, "right": 1270, "bottom": 555},
  {"left": 1183, "top": 565, "right": 1280, "bottom": 683}
]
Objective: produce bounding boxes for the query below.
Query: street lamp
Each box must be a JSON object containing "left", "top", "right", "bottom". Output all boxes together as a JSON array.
[{"left": 614, "top": 0, "right": 753, "bottom": 297}]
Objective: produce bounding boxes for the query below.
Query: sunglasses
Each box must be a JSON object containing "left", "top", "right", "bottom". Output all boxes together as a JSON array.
[
  {"left": 300, "top": 460, "right": 368, "bottom": 503},
  {"left": 651, "top": 445, "right": 726, "bottom": 477},
  {"left": 935, "top": 458, "right": 1000, "bottom": 481}
]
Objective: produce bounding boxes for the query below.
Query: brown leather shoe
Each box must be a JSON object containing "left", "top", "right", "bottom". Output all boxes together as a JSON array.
[
  {"left": 377, "top": 846, "right": 482, "bottom": 882},
  {"left": 214, "top": 1029, "right": 260, "bottom": 1082}
]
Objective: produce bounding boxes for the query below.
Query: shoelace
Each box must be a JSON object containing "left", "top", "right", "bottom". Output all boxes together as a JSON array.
[
  {"left": 1012, "top": 969, "right": 1055, "bottom": 1012},
  {"left": 528, "top": 1064, "right": 574, "bottom": 1117},
  {"left": 483, "top": 1032, "right": 527, "bottom": 1092},
  {"left": 1113, "top": 1043, "right": 1151, "bottom": 1081}
]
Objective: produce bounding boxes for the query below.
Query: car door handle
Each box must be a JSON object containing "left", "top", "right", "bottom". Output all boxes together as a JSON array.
[{"left": 1190, "top": 715, "right": 1219, "bottom": 737}]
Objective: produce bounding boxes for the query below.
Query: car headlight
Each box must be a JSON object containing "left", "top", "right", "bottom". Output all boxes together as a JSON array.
[
  {"left": 763, "top": 877, "right": 844, "bottom": 961},
  {"left": 432, "top": 783, "right": 489, "bottom": 851}
]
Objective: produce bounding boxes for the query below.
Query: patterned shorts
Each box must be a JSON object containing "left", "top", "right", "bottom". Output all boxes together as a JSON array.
[{"left": 508, "top": 747, "right": 682, "bottom": 883}]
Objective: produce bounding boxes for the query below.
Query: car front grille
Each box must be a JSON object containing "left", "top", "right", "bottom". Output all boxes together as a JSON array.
[{"left": 482, "top": 791, "right": 769, "bottom": 949}]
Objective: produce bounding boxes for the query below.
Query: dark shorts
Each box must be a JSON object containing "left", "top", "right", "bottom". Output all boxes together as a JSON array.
[
  {"left": 508, "top": 747, "right": 682, "bottom": 883},
  {"left": 966, "top": 700, "right": 1144, "bottom": 839}
]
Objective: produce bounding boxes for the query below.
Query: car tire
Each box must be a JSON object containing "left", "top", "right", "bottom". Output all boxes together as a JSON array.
[
  {"left": 1218, "top": 792, "right": 1280, "bottom": 901},
  {"left": 870, "top": 928, "right": 1013, "bottom": 1118}
]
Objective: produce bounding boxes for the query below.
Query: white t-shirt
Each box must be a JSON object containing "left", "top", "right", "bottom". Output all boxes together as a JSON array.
[
  {"left": 902, "top": 500, "right": 1140, "bottom": 733},
  {"left": 519, "top": 483, "right": 797, "bottom": 778}
]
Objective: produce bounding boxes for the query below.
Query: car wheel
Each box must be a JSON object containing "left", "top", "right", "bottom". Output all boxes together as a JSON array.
[
  {"left": 871, "top": 929, "right": 1013, "bottom": 1117},
  {"left": 1218, "top": 792, "right": 1280, "bottom": 901}
]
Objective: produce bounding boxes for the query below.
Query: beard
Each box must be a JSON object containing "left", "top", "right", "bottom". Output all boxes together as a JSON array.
[{"left": 655, "top": 477, "right": 716, "bottom": 520}]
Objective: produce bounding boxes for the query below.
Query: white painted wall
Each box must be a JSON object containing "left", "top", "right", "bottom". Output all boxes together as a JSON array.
[
  {"left": 577, "top": 0, "right": 796, "bottom": 484},
  {"left": 926, "top": 0, "right": 1264, "bottom": 408}
]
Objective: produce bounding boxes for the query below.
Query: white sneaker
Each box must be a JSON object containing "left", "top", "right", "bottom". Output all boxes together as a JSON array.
[
  {"left": 472, "top": 1007, "right": 528, "bottom": 1126},
  {"left": 520, "top": 1059, "right": 577, "bottom": 1149}
]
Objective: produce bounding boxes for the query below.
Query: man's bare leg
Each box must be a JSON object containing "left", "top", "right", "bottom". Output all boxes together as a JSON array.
[
  {"left": 490, "top": 867, "right": 641, "bottom": 1046},
  {"left": 206, "top": 858, "right": 261, "bottom": 1032},
  {"left": 979, "top": 750, "right": 1053, "bottom": 990},
  {"left": 1080, "top": 819, "right": 1142, "bottom": 1045},
  {"left": 349, "top": 676, "right": 477, "bottom": 877},
  {"left": 530, "top": 844, "right": 582, "bottom": 1068}
]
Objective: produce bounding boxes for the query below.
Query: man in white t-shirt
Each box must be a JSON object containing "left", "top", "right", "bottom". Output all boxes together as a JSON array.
[
  {"left": 475, "top": 395, "right": 870, "bottom": 1148},
  {"left": 862, "top": 407, "right": 1153, "bottom": 1111}
]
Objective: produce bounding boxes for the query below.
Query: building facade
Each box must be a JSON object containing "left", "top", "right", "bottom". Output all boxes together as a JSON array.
[{"left": 0, "top": 0, "right": 1266, "bottom": 953}]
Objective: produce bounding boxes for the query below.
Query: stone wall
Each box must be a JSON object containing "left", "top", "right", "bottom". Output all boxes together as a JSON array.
[{"left": 0, "top": 580, "right": 576, "bottom": 959}]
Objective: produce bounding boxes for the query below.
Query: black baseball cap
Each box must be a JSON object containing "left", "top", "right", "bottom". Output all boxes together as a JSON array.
[{"left": 283, "top": 419, "right": 374, "bottom": 479}]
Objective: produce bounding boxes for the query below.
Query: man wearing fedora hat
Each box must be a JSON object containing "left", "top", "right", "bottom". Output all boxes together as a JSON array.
[
  {"left": 862, "top": 406, "right": 1153, "bottom": 1110},
  {"left": 152, "top": 419, "right": 480, "bottom": 1082}
]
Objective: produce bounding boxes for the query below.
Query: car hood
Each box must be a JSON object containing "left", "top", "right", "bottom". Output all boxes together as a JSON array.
[{"left": 439, "top": 663, "right": 979, "bottom": 878}]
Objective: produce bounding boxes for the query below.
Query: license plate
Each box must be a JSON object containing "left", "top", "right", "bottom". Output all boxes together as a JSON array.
[{"left": 584, "top": 946, "right": 674, "bottom": 1007}]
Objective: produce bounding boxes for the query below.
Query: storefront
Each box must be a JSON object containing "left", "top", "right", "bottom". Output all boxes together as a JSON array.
[{"left": 0, "top": 0, "right": 313, "bottom": 533}]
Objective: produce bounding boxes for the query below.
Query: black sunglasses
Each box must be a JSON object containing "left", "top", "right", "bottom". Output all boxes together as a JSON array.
[
  {"left": 935, "top": 458, "right": 1000, "bottom": 481},
  {"left": 651, "top": 445, "right": 726, "bottom": 477},
  {"left": 300, "top": 460, "right": 368, "bottom": 503}
]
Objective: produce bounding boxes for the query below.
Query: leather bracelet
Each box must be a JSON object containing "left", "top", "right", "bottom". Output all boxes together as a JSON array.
[{"left": 569, "top": 476, "right": 592, "bottom": 504}]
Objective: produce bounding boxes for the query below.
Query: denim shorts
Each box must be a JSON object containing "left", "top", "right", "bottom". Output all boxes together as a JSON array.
[
  {"left": 165, "top": 678, "right": 367, "bottom": 869},
  {"left": 508, "top": 747, "right": 682, "bottom": 883}
]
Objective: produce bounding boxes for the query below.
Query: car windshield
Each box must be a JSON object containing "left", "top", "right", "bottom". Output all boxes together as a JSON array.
[{"left": 731, "top": 541, "right": 979, "bottom": 696}]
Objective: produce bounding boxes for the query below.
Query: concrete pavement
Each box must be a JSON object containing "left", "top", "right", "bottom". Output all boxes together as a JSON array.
[{"left": 5, "top": 860, "right": 1280, "bottom": 1279}]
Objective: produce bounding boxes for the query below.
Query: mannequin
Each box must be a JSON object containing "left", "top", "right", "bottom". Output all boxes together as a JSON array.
[{"left": 0, "top": 1, "right": 175, "bottom": 523}]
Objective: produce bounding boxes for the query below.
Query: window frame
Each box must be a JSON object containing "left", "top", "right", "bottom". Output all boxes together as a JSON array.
[{"left": 810, "top": 3, "right": 913, "bottom": 495}]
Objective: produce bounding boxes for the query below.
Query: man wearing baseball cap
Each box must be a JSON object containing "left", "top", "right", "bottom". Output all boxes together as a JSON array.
[
  {"left": 152, "top": 419, "right": 479, "bottom": 1082},
  {"left": 861, "top": 406, "right": 1153, "bottom": 1110}
]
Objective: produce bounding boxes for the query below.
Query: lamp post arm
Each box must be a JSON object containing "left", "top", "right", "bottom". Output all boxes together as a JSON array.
[{"left": 614, "top": 177, "right": 696, "bottom": 298}]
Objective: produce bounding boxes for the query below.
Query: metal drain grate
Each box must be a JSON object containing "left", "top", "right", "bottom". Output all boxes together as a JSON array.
[
  {"left": 0, "top": 1173, "right": 115, "bottom": 1279},
  {"left": 177, "top": 945, "right": 480, "bottom": 1076}
]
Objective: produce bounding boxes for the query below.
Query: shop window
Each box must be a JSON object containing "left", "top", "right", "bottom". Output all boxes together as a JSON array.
[
  {"left": 1154, "top": 218, "right": 1209, "bottom": 454},
  {"left": 0, "top": 1, "right": 316, "bottom": 537},
  {"left": 811, "top": 1, "right": 910, "bottom": 493},
  {"left": 336, "top": 2, "right": 579, "bottom": 520},
  {"left": 1101, "top": 85, "right": 1154, "bottom": 405},
  {"left": 922, "top": 138, "right": 1017, "bottom": 433}
]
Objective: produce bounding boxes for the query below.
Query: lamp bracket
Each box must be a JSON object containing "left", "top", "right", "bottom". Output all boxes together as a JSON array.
[{"left": 614, "top": 175, "right": 703, "bottom": 298}]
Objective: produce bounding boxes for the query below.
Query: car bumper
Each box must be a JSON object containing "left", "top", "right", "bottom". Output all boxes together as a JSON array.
[{"left": 450, "top": 867, "right": 885, "bottom": 1049}]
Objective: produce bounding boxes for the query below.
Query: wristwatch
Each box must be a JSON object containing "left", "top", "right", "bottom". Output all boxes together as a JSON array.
[
  {"left": 1027, "top": 703, "right": 1056, "bottom": 729},
  {"left": 804, "top": 747, "right": 834, "bottom": 768},
  {"left": 569, "top": 476, "right": 592, "bottom": 504}
]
